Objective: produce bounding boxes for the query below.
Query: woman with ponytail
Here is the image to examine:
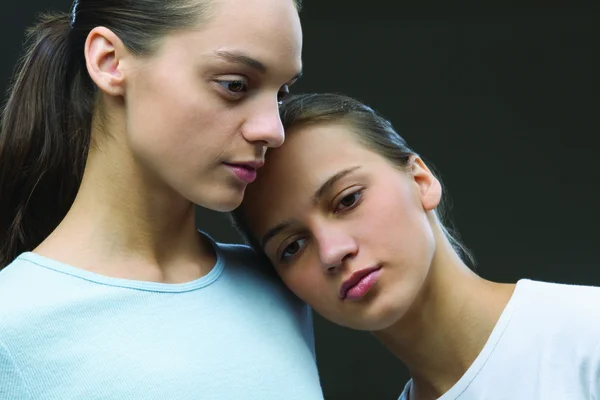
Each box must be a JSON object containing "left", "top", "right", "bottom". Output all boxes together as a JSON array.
[
  {"left": 235, "top": 93, "right": 600, "bottom": 400},
  {"left": 0, "top": 1, "right": 322, "bottom": 399}
]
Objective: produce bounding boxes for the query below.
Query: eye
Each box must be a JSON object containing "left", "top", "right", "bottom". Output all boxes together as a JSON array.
[
  {"left": 334, "top": 190, "right": 363, "bottom": 213},
  {"left": 277, "top": 84, "right": 290, "bottom": 104},
  {"left": 279, "top": 238, "right": 307, "bottom": 263},
  {"left": 216, "top": 79, "right": 248, "bottom": 99}
]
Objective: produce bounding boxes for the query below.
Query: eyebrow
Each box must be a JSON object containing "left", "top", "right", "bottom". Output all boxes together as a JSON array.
[
  {"left": 213, "top": 50, "right": 303, "bottom": 81},
  {"left": 260, "top": 219, "right": 294, "bottom": 250},
  {"left": 259, "top": 166, "right": 361, "bottom": 249},
  {"left": 312, "top": 166, "right": 361, "bottom": 205}
]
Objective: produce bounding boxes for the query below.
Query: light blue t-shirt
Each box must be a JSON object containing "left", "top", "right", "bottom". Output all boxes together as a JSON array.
[{"left": 0, "top": 235, "right": 323, "bottom": 399}]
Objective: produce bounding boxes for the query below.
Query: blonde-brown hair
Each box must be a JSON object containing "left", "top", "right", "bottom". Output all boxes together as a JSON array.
[{"left": 232, "top": 92, "right": 475, "bottom": 265}]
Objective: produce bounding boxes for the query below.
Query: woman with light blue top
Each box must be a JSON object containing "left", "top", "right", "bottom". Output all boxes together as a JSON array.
[{"left": 0, "top": 1, "right": 323, "bottom": 398}]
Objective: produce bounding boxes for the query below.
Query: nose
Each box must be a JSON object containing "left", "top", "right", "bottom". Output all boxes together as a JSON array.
[
  {"left": 241, "top": 98, "right": 285, "bottom": 148},
  {"left": 316, "top": 225, "right": 358, "bottom": 274}
]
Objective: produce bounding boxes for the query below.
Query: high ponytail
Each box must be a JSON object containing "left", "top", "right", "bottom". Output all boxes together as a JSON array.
[{"left": 0, "top": 12, "right": 95, "bottom": 269}]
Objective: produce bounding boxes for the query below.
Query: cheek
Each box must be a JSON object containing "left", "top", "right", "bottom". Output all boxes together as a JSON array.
[
  {"left": 126, "top": 74, "right": 235, "bottom": 163},
  {"left": 361, "top": 187, "right": 435, "bottom": 265},
  {"left": 129, "top": 76, "right": 199, "bottom": 137},
  {"left": 281, "top": 262, "right": 349, "bottom": 325},
  {"left": 281, "top": 266, "right": 329, "bottom": 306}
]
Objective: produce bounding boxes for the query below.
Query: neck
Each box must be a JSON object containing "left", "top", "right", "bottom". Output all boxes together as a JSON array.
[
  {"left": 36, "top": 122, "right": 215, "bottom": 283},
  {"left": 373, "top": 238, "right": 515, "bottom": 399}
]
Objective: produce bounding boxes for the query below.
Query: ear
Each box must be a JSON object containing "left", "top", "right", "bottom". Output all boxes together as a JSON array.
[
  {"left": 409, "top": 156, "right": 442, "bottom": 212},
  {"left": 84, "top": 27, "right": 128, "bottom": 97}
]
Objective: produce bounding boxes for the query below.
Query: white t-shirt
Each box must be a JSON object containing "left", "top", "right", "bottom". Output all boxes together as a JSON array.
[{"left": 399, "top": 279, "right": 600, "bottom": 400}]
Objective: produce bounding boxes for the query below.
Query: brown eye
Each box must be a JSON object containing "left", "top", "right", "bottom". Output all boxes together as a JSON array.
[
  {"left": 216, "top": 79, "right": 248, "bottom": 96},
  {"left": 341, "top": 193, "right": 359, "bottom": 207},
  {"left": 226, "top": 80, "right": 246, "bottom": 92},
  {"left": 335, "top": 190, "right": 363, "bottom": 213},
  {"left": 284, "top": 241, "right": 300, "bottom": 255},
  {"left": 279, "top": 238, "right": 307, "bottom": 263}
]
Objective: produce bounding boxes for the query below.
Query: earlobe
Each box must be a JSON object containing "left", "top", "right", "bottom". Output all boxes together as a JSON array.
[
  {"left": 84, "top": 27, "right": 127, "bottom": 97},
  {"left": 410, "top": 156, "right": 442, "bottom": 211}
]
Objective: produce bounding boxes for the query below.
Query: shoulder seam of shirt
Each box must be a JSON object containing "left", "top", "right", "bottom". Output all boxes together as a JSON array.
[{"left": 0, "top": 338, "right": 34, "bottom": 399}]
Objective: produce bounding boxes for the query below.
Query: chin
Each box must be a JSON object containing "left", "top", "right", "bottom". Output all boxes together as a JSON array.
[
  {"left": 212, "top": 202, "right": 242, "bottom": 213},
  {"left": 198, "top": 188, "right": 246, "bottom": 213},
  {"left": 341, "top": 314, "right": 400, "bottom": 332},
  {"left": 338, "top": 295, "right": 412, "bottom": 332}
]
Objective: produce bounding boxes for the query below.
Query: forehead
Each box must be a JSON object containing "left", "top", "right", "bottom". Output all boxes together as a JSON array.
[
  {"left": 271, "top": 123, "right": 369, "bottom": 174},
  {"left": 200, "top": 0, "right": 302, "bottom": 66},
  {"left": 152, "top": 0, "right": 302, "bottom": 79},
  {"left": 243, "top": 123, "right": 380, "bottom": 231}
]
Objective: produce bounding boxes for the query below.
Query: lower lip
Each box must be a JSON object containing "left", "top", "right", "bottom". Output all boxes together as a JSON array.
[
  {"left": 225, "top": 164, "right": 257, "bottom": 183},
  {"left": 344, "top": 269, "right": 382, "bottom": 301}
]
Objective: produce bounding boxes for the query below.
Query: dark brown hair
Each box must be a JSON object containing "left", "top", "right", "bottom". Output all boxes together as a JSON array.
[
  {"left": 0, "top": 0, "right": 302, "bottom": 269},
  {"left": 232, "top": 92, "right": 475, "bottom": 265}
]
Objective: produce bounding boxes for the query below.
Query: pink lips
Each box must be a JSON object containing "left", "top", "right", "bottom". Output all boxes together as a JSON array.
[
  {"left": 339, "top": 266, "right": 382, "bottom": 301},
  {"left": 224, "top": 161, "right": 264, "bottom": 184}
]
